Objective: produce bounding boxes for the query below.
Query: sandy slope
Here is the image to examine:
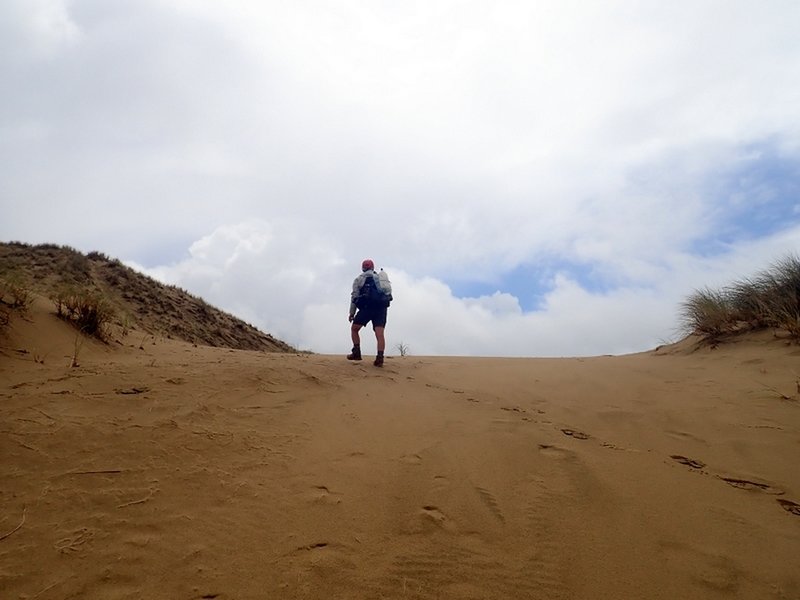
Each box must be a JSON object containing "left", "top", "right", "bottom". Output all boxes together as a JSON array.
[{"left": 1, "top": 303, "right": 799, "bottom": 599}]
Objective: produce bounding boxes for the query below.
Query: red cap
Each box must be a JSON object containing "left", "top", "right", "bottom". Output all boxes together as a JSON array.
[{"left": 361, "top": 259, "right": 375, "bottom": 271}]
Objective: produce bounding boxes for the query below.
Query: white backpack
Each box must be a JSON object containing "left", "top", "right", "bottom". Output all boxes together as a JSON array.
[{"left": 377, "top": 269, "right": 392, "bottom": 298}]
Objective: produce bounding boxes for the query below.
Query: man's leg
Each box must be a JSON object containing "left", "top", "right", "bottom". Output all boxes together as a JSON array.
[
  {"left": 351, "top": 323, "right": 363, "bottom": 346},
  {"left": 373, "top": 326, "right": 385, "bottom": 366},
  {"left": 374, "top": 326, "right": 385, "bottom": 353},
  {"left": 348, "top": 323, "right": 363, "bottom": 360}
]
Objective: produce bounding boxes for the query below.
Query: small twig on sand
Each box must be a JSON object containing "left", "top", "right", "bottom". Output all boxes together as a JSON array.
[
  {"left": 755, "top": 380, "right": 797, "bottom": 402},
  {"left": 9, "top": 436, "right": 38, "bottom": 452},
  {"left": 0, "top": 507, "right": 26, "bottom": 542},
  {"left": 63, "top": 469, "right": 124, "bottom": 476},
  {"left": 117, "top": 489, "right": 155, "bottom": 509},
  {"left": 33, "top": 580, "right": 63, "bottom": 599},
  {"left": 32, "top": 407, "right": 56, "bottom": 421}
]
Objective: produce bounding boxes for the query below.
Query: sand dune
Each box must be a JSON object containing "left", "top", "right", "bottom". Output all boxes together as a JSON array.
[{"left": 2, "top": 302, "right": 799, "bottom": 599}]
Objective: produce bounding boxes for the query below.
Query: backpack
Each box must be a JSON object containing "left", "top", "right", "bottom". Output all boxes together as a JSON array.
[{"left": 357, "top": 273, "right": 391, "bottom": 309}]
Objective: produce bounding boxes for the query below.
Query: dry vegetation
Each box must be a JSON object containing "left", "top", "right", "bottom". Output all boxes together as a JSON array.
[
  {"left": 53, "top": 286, "right": 115, "bottom": 340},
  {"left": 0, "top": 242, "right": 294, "bottom": 352},
  {"left": 681, "top": 254, "right": 800, "bottom": 344},
  {"left": 0, "top": 272, "right": 33, "bottom": 332}
]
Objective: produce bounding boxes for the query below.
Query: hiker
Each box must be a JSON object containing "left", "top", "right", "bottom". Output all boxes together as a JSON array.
[{"left": 347, "top": 258, "right": 392, "bottom": 367}]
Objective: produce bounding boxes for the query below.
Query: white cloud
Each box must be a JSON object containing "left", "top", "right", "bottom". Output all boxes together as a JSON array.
[
  {"left": 132, "top": 219, "right": 800, "bottom": 357},
  {"left": 2, "top": 2, "right": 800, "bottom": 355},
  {"left": 0, "top": 0, "right": 80, "bottom": 63}
]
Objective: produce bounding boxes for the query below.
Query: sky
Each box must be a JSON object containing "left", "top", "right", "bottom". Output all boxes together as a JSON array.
[{"left": 2, "top": 0, "right": 799, "bottom": 356}]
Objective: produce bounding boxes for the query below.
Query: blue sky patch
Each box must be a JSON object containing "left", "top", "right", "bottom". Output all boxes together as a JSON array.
[
  {"left": 692, "top": 142, "right": 800, "bottom": 255},
  {"left": 446, "top": 259, "right": 613, "bottom": 312}
]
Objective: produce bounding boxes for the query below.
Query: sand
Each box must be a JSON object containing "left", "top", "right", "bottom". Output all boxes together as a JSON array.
[{"left": 1, "top": 300, "right": 799, "bottom": 599}]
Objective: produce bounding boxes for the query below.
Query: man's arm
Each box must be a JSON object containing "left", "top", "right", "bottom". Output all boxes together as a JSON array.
[{"left": 348, "top": 274, "right": 363, "bottom": 320}]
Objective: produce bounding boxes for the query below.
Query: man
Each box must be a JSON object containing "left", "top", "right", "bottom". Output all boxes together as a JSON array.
[{"left": 347, "top": 258, "right": 390, "bottom": 367}]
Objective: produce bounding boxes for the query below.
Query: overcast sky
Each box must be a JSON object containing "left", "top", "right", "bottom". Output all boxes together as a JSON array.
[{"left": 2, "top": 0, "right": 799, "bottom": 356}]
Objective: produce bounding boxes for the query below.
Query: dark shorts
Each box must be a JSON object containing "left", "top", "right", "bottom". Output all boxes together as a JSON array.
[{"left": 353, "top": 305, "right": 388, "bottom": 329}]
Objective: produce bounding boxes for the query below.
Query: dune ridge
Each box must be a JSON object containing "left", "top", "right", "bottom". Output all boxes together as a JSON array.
[
  {"left": 1, "top": 289, "right": 799, "bottom": 599},
  {"left": 0, "top": 242, "right": 294, "bottom": 352}
]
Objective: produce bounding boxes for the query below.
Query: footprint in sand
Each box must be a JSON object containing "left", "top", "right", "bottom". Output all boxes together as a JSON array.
[
  {"left": 115, "top": 386, "right": 150, "bottom": 395},
  {"left": 400, "top": 454, "right": 422, "bottom": 466},
  {"left": 777, "top": 499, "right": 800, "bottom": 516},
  {"left": 670, "top": 455, "right": 706, "bottom": 469},
  {"left": 561, "top": 428, "right": 589, "bottom": 440},
  {"left": 294, "top": 542, "right": 330, "bottom": 552},
  {"left": 672, "top": 458, "right": 788, "bottom": 499},
  {"left": 601, "top": 442, "right": 634, "bottom": 452},
  {"left": 419, "top": 504, "right": 457, "bottom": 534},
  {"left": 55, "top": 528, "right": 94, "bottom": 553},
  {"left": 500, "top": 406, "right": 533, "bottom": 422},
  {"left": 310, "top": 485, "right": 342, "bottom": 505},
  {"left": 538, "top": 444, "right": 573, "bottom": 460},
  {"left": 475, "top": 487, "right": 506, "bottom": 523},
  {"left": 421, "top": 505, "right": 448, "bottom": 527},
  {"left": 719, "top": 477, "right": 784, "bottom": 495}
]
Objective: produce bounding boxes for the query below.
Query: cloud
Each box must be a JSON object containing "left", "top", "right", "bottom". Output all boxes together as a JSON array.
[
  {"left": 133, "top": 218, "right": 800, "bottom": 357},
  {"left": 0, "top": 0, "right": 80, "bottom": 64},
  {"left": 2, "top": 2, "right": 800, "bottom": 355},
  {"left": 135, "top": 219, "right": 347, "bottom": 342}
]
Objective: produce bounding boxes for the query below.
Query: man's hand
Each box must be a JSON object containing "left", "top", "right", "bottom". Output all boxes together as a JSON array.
[{"left": 348, "top": 314, "right": 354, "bottom": 322}]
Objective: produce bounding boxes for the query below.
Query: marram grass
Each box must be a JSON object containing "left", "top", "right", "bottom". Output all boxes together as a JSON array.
[{"left": 681, "top": 254, "right": 800, "bottom": 342}]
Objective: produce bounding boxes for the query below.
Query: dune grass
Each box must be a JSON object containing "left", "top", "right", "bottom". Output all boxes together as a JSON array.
[
  {"left": 53, "top": 286, "right": 115, "bottom": 340},
  {"left": 0, "top": 273, "right": 33, "bottom": 331},
  {"left": 1, "top": 242, "right": 294, "bottom": 352},
  {"left": 681, "top": 254, "right": 800, "bottom": 343}
]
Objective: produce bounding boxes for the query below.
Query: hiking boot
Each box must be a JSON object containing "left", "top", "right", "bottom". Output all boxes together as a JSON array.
[
  {"left": 373, "top": 354, "right": 384, "bottom": 367},
  {"left": 347, "top": 348, "right": 362, "bottom": 361}
]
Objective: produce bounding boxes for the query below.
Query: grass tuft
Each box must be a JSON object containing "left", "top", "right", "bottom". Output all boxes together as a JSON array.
[
  {"left": 681, "top": 254, "right": 800, "bottom": 343},
  {"left": 0, "top": 273, "right": 33, "bottom": 332},
  {"left": 53, "top": 286, "right": 114, "bottom": 340}
]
